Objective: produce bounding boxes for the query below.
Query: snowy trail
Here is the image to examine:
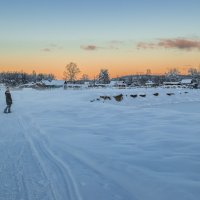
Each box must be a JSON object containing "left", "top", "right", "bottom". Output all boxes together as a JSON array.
[
  {"left": 16, "top": 113, "right": 135, "bottom": 200},
  {"left": 0, "top": 112, "right": 85, "bottom": 200},
  {"left": 17, "top": 114, "right": 83, "bottom": 200},
  {"left": 0, "top": 110, "right": 135, "bottom": 199},
  {"left": 0, "top": 114, "right": 56, "bottom": 200}
]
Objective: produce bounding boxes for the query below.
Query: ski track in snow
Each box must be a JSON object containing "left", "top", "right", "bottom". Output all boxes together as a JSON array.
[
  {"left": 0, "top": 108, "right": 134, "bottom": 200},
  {"left": 0, "top": 112, "right": 85, "bottom": 200},
  {"left": 17, "top": 114, "right": 84, "bottom": 200},
  {"left": 17, "top": 114, "right": 135, "bottom": 200},
  {"left": 0, "top": 114, "right": 54, "bottom": 200}
]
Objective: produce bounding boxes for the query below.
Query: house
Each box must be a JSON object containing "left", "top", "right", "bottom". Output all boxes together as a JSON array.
[
  {"left": 181, "top": 79, "right": 197, "bottom": 88},
  {"left": 181, "top": 79, "right": 196, "bottom": 85},
  {"left": 42, "top": 80, "right": 65, "bottom": 88},
  {"left": 145, "top": 80, "right": 156, "bottom": 87},
  {"left": 109, "top": 81, "right": 127, "bottom": 88},
  {"left": 163, "top": 81, "right": 181, "bottom": 88}
]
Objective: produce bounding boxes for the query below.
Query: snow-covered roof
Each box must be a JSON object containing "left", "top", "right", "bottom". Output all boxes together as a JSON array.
[
  {"left": 42, "top": 80, "right": 64, "bottom": 86},
  {"left": 145, "top": 81, "right": 155, "bottom": 85},
  {"left": 84, "top": 82, "right": 90, "bottom": 85},
  {"left": 163, "top": 82, "right": 180, "bottom": 85},
  {"left": 181, "top": 79, "right": 192, "bottom": 84},
  {"left": 110, "top": 81, "right": 126, "bottom": 86}
]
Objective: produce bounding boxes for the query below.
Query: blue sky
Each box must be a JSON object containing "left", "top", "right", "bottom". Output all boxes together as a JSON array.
[
  {"left": 0, "top": 0, "right": 200, "bottom": 78},
  {"left": 1, "top": 0, "right": 200, "bottom": 41}
]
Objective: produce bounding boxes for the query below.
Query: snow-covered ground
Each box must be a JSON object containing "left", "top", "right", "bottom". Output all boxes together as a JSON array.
[{"left": 0, "top": 87, "right": 200, "bottom": 200}]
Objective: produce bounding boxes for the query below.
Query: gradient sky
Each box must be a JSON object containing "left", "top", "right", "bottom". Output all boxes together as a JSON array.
[{"left": 1, "top": 0, "right": 200, "bottom": 78}]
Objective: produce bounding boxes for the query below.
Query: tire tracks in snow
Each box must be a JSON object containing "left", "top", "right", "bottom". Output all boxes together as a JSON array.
[{"left": 17, "top": 115, "right": 83, "bottom": 200}]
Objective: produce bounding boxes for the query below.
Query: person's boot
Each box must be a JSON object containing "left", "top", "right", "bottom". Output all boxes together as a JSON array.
[{"left": 8, "top": 107, "right": 11, "bottom": 113}]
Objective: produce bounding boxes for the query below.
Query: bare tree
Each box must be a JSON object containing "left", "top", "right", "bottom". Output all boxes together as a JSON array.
[
  {"left": 81, "top": 74, "right": 89, "bottom": 81},
  {"left": 98, "top": 69, "right": 110, "bottom": 84},
  {"left": 32, "top": 70, "right": 37, "bottom": 83},
  {"left": 165, "top": 68, "right": 180, "bottom": 81},
  {"left": 188, "top": 68, "right": 199, "bottom": 77},
  {"left": 0, "top": 71, "right": 55, "bottom": 85},
  {"left": 146, "top": 68, "right": 152, "bottom": 81},
  {"left": 146, "top": 69, "right": 151, "bottom": 76},
  {"left": 166, "top": 68, "right": 180, "bottom": 77},
  {"left": 63, "top": 62, "right": 80, "bottom": 82}
]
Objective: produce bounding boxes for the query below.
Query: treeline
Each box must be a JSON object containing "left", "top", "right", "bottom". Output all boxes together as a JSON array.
[{"left": 0, "top": 71, "right": 55, "bottom": 86}]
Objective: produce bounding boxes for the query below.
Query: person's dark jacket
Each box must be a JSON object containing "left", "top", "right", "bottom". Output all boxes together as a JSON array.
[{"left": 5, "top": 91, "right": 12, "bottom": 105}]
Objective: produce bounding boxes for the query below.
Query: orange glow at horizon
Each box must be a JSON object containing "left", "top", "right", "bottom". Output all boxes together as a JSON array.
[
  {"left": 0, "top": 63, "right": 198, "bottom": 80},
  {"left": 1, "top": 48, "right": 200, "bottom": 79}
]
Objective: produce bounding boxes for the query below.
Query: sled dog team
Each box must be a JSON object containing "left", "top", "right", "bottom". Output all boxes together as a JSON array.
[{"left": 1, "top": 87, "right": 13, "bottom": 114}]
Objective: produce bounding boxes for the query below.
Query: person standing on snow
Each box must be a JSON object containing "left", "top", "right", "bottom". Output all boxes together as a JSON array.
[{"left": 4, "top": 87, "right": 12, "bottom": 113}]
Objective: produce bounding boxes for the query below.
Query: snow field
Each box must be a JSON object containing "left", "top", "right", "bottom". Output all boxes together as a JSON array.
[{"left": 0, "top": 87, "right": 200, "bottom": 200}]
